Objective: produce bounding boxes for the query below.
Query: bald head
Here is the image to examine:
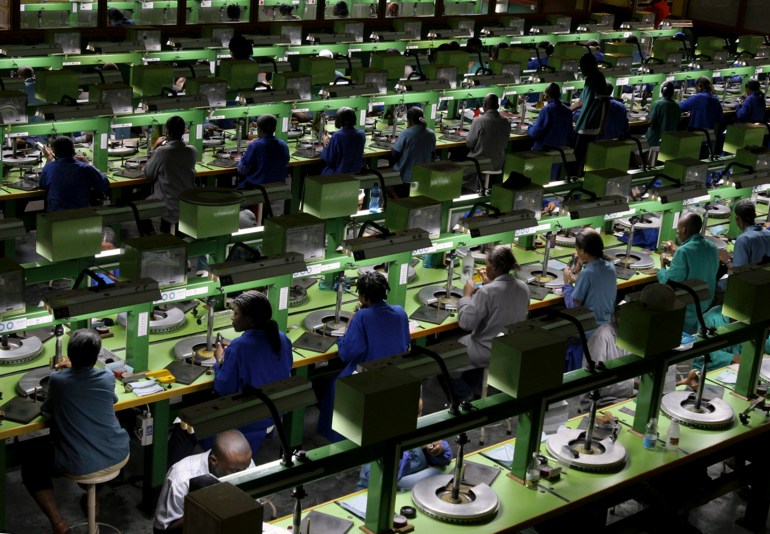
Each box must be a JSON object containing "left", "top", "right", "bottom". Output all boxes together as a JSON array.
[
  {"left": 208, "top": 430, "right": 252, "bottom": 478},
  {"left": 678, "top": 213, "right": 702, "bottom": 241},
  {"left": 483, "top": 93, "right": 499, "bottom": 111}
]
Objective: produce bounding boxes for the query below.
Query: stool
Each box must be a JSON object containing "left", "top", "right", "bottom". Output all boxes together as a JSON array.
[
  {"left": 478, "top": 368, "right": 512, "bottom": 445},
  {"left": 480, "top": 170, "right": 502, "bottom": 194},
  {"left": 67, "top": 467, "right": 124, "bottom": 534}
]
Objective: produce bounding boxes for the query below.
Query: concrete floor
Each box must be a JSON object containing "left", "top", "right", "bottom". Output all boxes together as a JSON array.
[{"left": 5, "top": 373, "right": 770, "bottom": 534}]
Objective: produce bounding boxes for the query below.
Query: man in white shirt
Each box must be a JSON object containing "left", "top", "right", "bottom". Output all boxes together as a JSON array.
[{"left": 154, "top": 430, "right": 253, "bottom": 533}]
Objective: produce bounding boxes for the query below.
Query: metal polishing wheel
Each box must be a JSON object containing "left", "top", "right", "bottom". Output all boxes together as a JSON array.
[
  {"left": 2, "top": 155, "right": 39, "bottom": 166},
  {"left": 605, "top": 248, "right": 655, "bottom": 269},
  {"left": 660, "top": 391, "right": 735, "bottom": 429},
  {"left": 358, "top": 263, "right": 418, "bottom": 283},
  {"left": 125, "top": 156, "right": 148, "bottom": 169},
  {"left": 288, "top": 285, "right": 308, "bottom": 307},
  {"left": 417, "top": 286, "right": 463, "bottom": 311},
  {"left": 411, "top": 474, "right": 499, "bottom": 524},
  {"left": 760, "top": 359, "right": 770, "bottom": 383},
  {"left": 108, "top": 145, "right": 138, "bottom": 157},
  {"left": 172, "top": 335, "right": 230, "bottom": 367},
  {"left": 546, "top": 428, "right": 627, "bottom": 472},
  {"left": 616, "top": 214, "right": 661, "bottom": 229},
  {"left": 554, "top": 231, "right": 578, "bottom": 248},
  {"left": 756, "top": 191, "right": 770, "bottom": 204},
  {"left": 287, "top": 128, "right": 304, "bottom": 140},
  {"left": 303, "top": 309, "right": 354, "bottom": 336},
  {"left": 17, "top": 367, "right": 52, "bottom": 397},
  {"left": 202, "top": 137, "right": 225, "bottom": 147},
  {"left": 0, "top": 335, "right": 44, "bottom": 365},
  {"left": 364, "top": 119, "right": 376, "bottom": 132},
  {"left": 117, "top": 306, "right": 186, "bottom": 333},
  {"left": 517, "top": 263, "right": 563, "bottom": 289},
  {"left": 705, "top": 203, "right": 731, "bottom": 219}
]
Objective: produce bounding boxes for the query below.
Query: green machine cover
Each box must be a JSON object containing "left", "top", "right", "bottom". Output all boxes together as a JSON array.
[
  {"left": 722, "top": 266, "right": 770, "bottom": 324},
  {"left": 616, "top": 300, "right": 686, "bottom": 356},
  {"left": 262, "top": 212, "right": 326, "bottom": 261},
  {"left": 298, "top": 56, "right": 336, "bottom": 85},
  {"left": 503, "top": 151, "right": 554, "bottom": 186},
  {"left": 488, "top": 329, "right": 568, "bottom": 398},
  {"left": 303, "top": 174, "right": 360, "bottom": 219},
  {"left": 131, "top": 64, "right": 175, "bottom": 97},
  {"left": 35, "top": 69, "right": 79, "bottom": 104},
  {"left": 723, "top": 124, "right": 766, "bottom": 156},
  {"left": 36, "top": 208, "right": 103, "bottom": 262},
  {"left": 385, "top": 195, "right": 442, "bottom": 238},
  {"left": 218, "top": 60, "right": 260, "bottom": 91},
  {"left": 583, "top": 168, "right": 632, "bottom": 199},
  {"left": 333, "top": 365, "right": 420, "bottom": 446},
  {"left": 411, "top": 162, "right": 463, "bottom": 201},
  {"left": 370, "top": 52, "right": 408, "bottom": 80},
  {"left": 585, "top": 140, "right": 633, "bottom": 173},
  {"left": 121, "top": 234, "right": 188, "bottom": 289},
  {"left": 0, "top": 257, "right": 25, "bottom": 316},
  {"left": 178, "top": 188, "right": 244, "bottom": 239},
  {"left": 659, "top": 131, "right": 704, "bottom": 162}
]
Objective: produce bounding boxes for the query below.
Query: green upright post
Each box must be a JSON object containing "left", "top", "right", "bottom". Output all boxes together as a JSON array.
[
  {"left": 386, "top": 253, "right": 411, "bottom": 308},
  {"left": 365, "top": 442, "right": 401, "bottom": 533},
  {"left": 633, "top": 357, "right": 669, "bottom": 433},
  {"left": 511, "top": 398, "right": 546, "bottom": 479},
  {"left": 125, "top": 303, "right": 153, "bottom": 372},
  {"left": 0, "top": 439, "right": 5, "bottom": 531},
  {"left": 142, "top": 399, "right": 170, "bottom": 514},
  {"left": 268, "top": 274, "right": 293, "bottom": 332},
  {"left": 658, "top": 201, "right": 683, "bottom": 244},
  {"left": 285, "top": 366, "right": 310, "bottom": 448}
]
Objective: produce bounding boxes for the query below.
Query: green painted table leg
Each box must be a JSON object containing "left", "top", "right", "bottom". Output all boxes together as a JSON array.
[
  {"left": 634, "top": 358, "right": 669, "bottom": 434},
  {"left": 0, "top": 438, "right": 5, "bottom": 531},
  {"left": 511, "top": 399, "right": 546, "bottom": 480},
  {"left": 735, "top": 326, "right": 769, "bottom": 397},
  {"left": 365, "top": 442, "right": 400, "bottom": 533},
  {"left": 285, "top": 366, "right": 309, "bottom": 449}
]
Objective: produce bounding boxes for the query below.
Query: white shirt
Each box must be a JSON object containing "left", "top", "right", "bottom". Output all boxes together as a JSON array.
[
  {"left": 153, "top": 451, "right": 255, "bottom": 530},
  {"left": 578, "top": 323, "right": 635, "bottom": 411}
]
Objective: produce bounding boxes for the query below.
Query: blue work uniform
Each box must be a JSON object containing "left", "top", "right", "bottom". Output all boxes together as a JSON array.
[
  {"left": 657, "top": 233, "right": 719, "bottom": 333},
  {"left": 599, "top": 98, "right": 630, "bottom": 140},
  {"left": 679, "top": 92, "right": 723, "bottom": 130},
  {"left": 213, "top": 328, "right": 293, "bottom": 454},
  {"left": 528, "top": 99, "right": 575, "bottom": 150},
  {"left": 575, "top": 70, "right": 608, "bottom": 133},
  {"left": 392, "top": 124, "right": 436, "bottom": 183},
  {"left": 359, "top": 440, "right": 452, "bottom": 491},
  {"left": 39, "top": 157, "right": 110, "bottom": 212},
  {"left": 318, "top": 300, "right": 410, "bottom": 441},
  {"left": 733, "top": 224, "right": 770, "bottom": 267},
  {"left": 570, "top": 258, "right": 618, "bottom": 326},
  {"left": 237, "top": 134, "right": 290, "bottom": 188},
  {"left": 321, "top": 126, "right": 366, "bottom": 174},
  {"left": 735, "top": 92, "right": 766, "bottom": 123}
]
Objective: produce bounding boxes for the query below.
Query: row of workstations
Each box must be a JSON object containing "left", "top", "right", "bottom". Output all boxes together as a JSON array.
[{"left": 0, "top": 115, "right": 768, "bottom": 529}]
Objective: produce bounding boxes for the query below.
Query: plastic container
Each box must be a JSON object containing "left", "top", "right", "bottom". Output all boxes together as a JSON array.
[{"left": 369, "top": 182, "right": 382, "bottom": 213}]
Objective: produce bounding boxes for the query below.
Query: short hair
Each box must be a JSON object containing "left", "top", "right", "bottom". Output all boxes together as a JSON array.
[
  {"left": 226, "top": 4, "right": 241, "bottom": 19},
  {"left": 279, "top": 3, "right": 294, "bottom": 16},
  {"left": 696, "top": 76, "right": 713, "bottom": 94},
  {"left": 232, "top": 290, "right": 273, "bottom": 325},
  {"left": 257, "top": 114, "right": 277, "bottom": 135},
  {"left": 639, "top": 283, "right": 676, "bottom": 311},
  {"left": 228, "top": 34, "right": 253, "bottom": 61},
  {"left": 357, "top": 271, "right": 390, "bottom": 303},
  {"left": 17, "top": 66, "right": 34, "bottom": 79},
  {"left": 734, "top": 198, "right": 757, "bottom": 225},
  {"left": 487, "top": 245, "right": 517, "bottom": 274},
  {"left": 483, "top": 93, "right": 499, "bottom": 110},
  {"left": 52, "top": 136, "right": 75, "bottom": 158},
  {"left": 579, "top": 52, "right": 598, "bottom": 72},
  {"left": 333, "top": 1, "right": 349, "bottom": 16},
  {"left": 575, "top": 228, "right": 604, "bottom": 259},
  {"left": 67, "top": 329, "right": 102, "bottom": 368},
  {"left": 606, "top": 82, "right": 614, "bottom": 94},
  {"left": 165, "top": 116, "right": 186, "bottom": 139},
  {"left": 491, "top": 43, "right": 509, "bottom": 60},
  {"left": 680, "top": 212, "right": 703, "bottom": 235},
  {"left": 661, "top": 81, "right": 675, "bottom": 98},
  {"left": 586, "top": 39, "right": 601, "bottom": 48},
  {"left": 746, "top": 79, "right": 761, "bottom": 94},
  {"left": 335, "top": 107, "right": 356, "bottom": 128},
  {"left": 107, "top": 8, "right": 123, "bottom": 21},
  {"left": 406, "top": 106, "right": 425, "bottom": 126},
  {"left": 386, "top": 2, "right": 399, "bottom": 16},
  {"left": 545, "top": 82, "right": 561, "bottom": 101},
  {"left": 466, "top": 37, "right": 483, "bottom": 51}
]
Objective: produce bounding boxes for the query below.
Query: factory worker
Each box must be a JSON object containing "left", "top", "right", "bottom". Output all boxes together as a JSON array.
[
  {"left": 321, "top": 106, "right": 366, "bottom": 175},
  {"left": 154, "top": 430, "right": 253, "bottom": 533},
  {"left": 598, "top": 83, "right": 630, "bottom": 141},
  {"left": 466, "top": 93, "right": 511, "bottom": 172},
  {"left": 238, "top": 114, "right": 290, "bottom": 189},
  {"left": 212, "top": 291, "right": 293, "bottom": 455},
  {"left": 391, "top": 106, "right": 436, "bottom": 197},
  {"left": 144, "top": 115, "right": 197, "bottom": 234},
  {"left": 735, "top": 80, "right": 767, "bottom": 124},
  {"left": 333, "top": 0, "right": 349, "bottom": 16},
  {"left": 21, "top": 329, "right": 129, "bottom": 534},
  {"left": 658, "top": 213, "right": 719, "bottom": 333},
  {"left": 107, "top": 7, "right": 134, "bottom": 26},
  {"left": 720, "top": 199, "right": 770, "bottom": 270},
  {"left": 40, "top": 135, "right": 110, "bottom": 212},
  {"left": 645, "top": 81, "right": 681, "bottom": 146},
  {"left": 646, "top": 0, "right": 671, "bottom": 28},
  {"left": 317, "top": 271, "right": 410, "bottom": 442},
  {"left": 562, "top": 229, "right": 618, "bottom": 326},
  {"left": 573, "top": 53, "right": 609, "bottom": 174},
  {"left": 528, "top": 82, "right": 575, "bottom": 151},
  {"left": 680, "top": 76, "right": 723, "bottom": 132},
  {"left": 452, "top": 246, "right": 530, "bottom": 401}
]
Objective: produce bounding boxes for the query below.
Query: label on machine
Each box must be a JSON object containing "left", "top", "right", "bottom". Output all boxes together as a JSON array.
[
  {"left": 753, "top": 183, "right": 770, "bottom": 193},
  {"left": 293, "top": 261, "right": 342, "bottom": 278},
  {"left": 399, "top": 263, "right": 409, "bottom": 286},
  {"left": 64, "top": 61, "right": 82, "bottom": 66},
  {"left": 138, "top": 312, "right": 149, "bottom": 337},
  {"left": 413, "top": 241, "right": 453, "bottom": 255},
  {"left": 0, "top": 317, "right": 26, "bottom": 334},
  {"left": 515, "top": 223, "right": 550, "bottom": 237},
  {"left": 683, "top": 195, "right": 711, "bottom": 206},
  {"left": 279, "top": 286, "right": 289, "bottom": 310},
  {"left": 200, "top": 0, "right": 211, "bottom": 6},
  {"left": 604, "top": 208, "right": 635, "bottom": 220}
]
